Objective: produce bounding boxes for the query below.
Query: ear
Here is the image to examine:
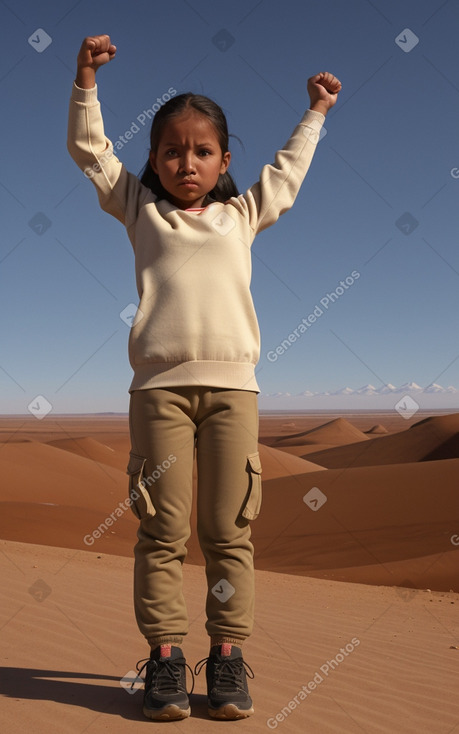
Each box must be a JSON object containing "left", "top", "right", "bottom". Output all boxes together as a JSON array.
[
  {"left": 149, "top": 150, "right": 158, "bottom": 173},
  {"left": 220, "top": 151, "right": 231, "bottom": 175}
]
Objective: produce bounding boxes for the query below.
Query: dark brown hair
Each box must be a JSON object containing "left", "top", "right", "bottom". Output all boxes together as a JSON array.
[{"left": 139, "top": 93, "right": 239, "bottom": 204}]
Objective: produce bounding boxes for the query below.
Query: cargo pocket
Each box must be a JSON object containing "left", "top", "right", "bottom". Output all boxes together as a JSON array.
[
  {"left": 241, "top": 452, "right": 262, "bottom": 521},
  {"left": 126, "top": 452, "right": 156, "bottom": 520}
]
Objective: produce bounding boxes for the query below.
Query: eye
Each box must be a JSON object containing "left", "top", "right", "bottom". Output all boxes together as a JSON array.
[
  {"left": 165, "top": 148, "right": 177, "bottom": 156},
  {"left": 198, "top": 149, "right": 212, "bottom": 156}
]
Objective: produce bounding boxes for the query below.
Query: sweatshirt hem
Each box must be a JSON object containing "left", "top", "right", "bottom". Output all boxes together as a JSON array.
[{"left": 128, "top": 361, "right": 259, "bottom": 393}]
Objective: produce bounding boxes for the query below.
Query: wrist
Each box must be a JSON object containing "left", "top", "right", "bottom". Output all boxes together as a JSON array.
[
  {"left": 309, "top": 100, "right": 329, "bottom": 116},
  {"left": 75, "top": 66, "right": 96, "bottom": 89}
]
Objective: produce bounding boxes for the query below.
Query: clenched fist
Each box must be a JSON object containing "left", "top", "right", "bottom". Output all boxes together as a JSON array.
[
  {"left": 76, "top": 35, "right": 116, "bottom": 88},
  {"left": 307, "top": 72, "right": 342, "bottom": 115}
]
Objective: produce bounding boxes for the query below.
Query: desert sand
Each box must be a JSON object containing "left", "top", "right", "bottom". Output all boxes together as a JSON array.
[{"left": 0, "top": 410, "right": 458, "bottom": 732}]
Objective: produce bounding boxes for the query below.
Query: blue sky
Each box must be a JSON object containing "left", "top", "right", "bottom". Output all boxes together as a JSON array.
[{"left": 1, "top": 0, "right": 458, "bottom": 414}]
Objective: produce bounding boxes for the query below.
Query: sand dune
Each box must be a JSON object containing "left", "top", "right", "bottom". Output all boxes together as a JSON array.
[
  {"left": 0, "top": 415, "right": 129, "bottom": 445},
  {"left": 0, "top": 502, "right": 138, "bottom": 558},
  {"left": 305, "top": 413, "right": 459, "bottom": 468},
  {"left": 266, "top": 443, "right": 340, "bottom": 457},
  {"left": 1, "top": 425, "right": 458, "bottom": 592},
  {"left": 272, "top": 417, "right": 369, "bottom": 447},
  {"left": 0, "top": 439, "right": 324, "bottom": 563},
  {"left": 1, "top": 414, "right": 458, "bottom": 590},
  {"left": 257, "top": 443, "right": 327, "bottom": 476},
  {"left": 250, "top": 458, "right": 459, "bottom": 591},
  {"left": 47, "top": 436, "right": 128, "bottom": 471},
  {"left": 0, "top": 440, "right": 126, "bottom": 511},
  {"left": 365, "top": 423, "right": 388, "bottom": 434}
]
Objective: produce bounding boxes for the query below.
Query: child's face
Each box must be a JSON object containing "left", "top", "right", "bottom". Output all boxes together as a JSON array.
[{"left": 149, "top": 110, "right": 231, "bottom": 209}]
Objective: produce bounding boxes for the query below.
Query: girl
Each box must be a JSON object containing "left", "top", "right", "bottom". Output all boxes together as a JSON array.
[{"left": 68, "top": 34, "right": 341, "bottom": 722}]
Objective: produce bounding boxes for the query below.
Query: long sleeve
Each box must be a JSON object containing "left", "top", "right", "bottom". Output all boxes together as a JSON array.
[
  {"left": 67, "top": 83, "right": 151, "bottom": 227},
  {"left": 231, "top": 109, "right": 325, "bottom": 236}
]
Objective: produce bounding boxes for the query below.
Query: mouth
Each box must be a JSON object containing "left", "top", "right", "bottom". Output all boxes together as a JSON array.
[{"left": 179, "top": 179, "right": 198, "bottom": 188}]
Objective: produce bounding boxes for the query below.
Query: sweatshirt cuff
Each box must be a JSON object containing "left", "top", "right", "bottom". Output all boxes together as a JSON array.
[
  {"left": 301, "top": 109, "right": 326, "bottom": 125},
  {"left": 71, "top": 81, "right": 99, "bottom": 104}
]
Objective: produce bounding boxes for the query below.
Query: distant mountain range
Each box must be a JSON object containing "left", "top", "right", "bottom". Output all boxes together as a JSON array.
[
  {"left": 259, "top": 383, "right": 459, "bottom": 410},
  {"left": 263, "top": 382, "right": 458, "bottom": 397}
]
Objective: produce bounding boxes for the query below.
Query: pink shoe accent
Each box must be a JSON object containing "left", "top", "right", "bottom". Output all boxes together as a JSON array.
[
  {"left": 160, "top": 644, "right": 172, "bottom": 658},
  {"left": 221, "top": 643, "right": 232, "bottom": 657}
]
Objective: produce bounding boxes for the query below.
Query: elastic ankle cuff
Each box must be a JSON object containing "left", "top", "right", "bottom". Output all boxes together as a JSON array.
[
  {"left": 210, "top": 636, "right": 245, "bottom": 647},
  {"left": 148, "top": 635, "right": 184, "bottom": 649}
]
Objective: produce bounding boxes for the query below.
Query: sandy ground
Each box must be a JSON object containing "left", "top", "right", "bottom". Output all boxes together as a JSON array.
[
  {"left": 1, "top": 410, "right": 458, "bottom": 732},
  {"left": 1, "top": 540, "right": 458, "bottom": 734}
]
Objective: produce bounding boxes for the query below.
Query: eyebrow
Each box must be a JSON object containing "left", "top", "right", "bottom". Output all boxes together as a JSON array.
[{"left": 163, "top": 141, "right": 216, "bottom": 147}]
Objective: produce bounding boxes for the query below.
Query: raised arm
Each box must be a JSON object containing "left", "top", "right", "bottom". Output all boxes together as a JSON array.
[
  {"left": 68, "top": 35, "right": 149, "bottom": 227},
  {"left": 236, "top": 71, "right": 342, "bottom": 235}
]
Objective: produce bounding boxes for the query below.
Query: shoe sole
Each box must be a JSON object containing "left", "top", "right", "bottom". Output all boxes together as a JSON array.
[
  {"left": 208, "top": 703, "right": 254, "bottom": 720},
  {"left": 143, "top": 704, "right": 190, "bottom": 721}
]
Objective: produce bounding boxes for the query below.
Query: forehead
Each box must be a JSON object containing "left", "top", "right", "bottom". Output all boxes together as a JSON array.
[{"left": 160, "top": 110, "right": 220, "bottom": 144}]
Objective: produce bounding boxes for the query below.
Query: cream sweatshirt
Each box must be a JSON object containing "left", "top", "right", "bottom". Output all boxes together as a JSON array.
[{"left": 67, "top": 83, "right": 325, "bottom": 393}]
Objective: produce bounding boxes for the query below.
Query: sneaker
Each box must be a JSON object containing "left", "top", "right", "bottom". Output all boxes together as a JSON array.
[
  {"left": 135, "top": 644, "right": 193, "bottom": 720},
  {"left": 194, "top": 643, "right": 254, "bottom": 719}
]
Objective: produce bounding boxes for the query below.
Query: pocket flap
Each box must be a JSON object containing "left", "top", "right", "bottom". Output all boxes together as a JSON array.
[
  {"left": 242, "top": 451, "right": 262, "bottom": 521},
  {"left": 126, "top": 452, "right": 155, "bottom": 518},
  {"left": 247, "top": 452, "right": 262, "bottom": 475},
  {"left": 126, "top": 453, "right": 146, "bottom": 476}
]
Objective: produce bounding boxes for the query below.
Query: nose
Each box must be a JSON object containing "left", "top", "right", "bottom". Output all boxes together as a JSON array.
[{"left": 179, "top": 152, "right": 196, "bottom": 175}]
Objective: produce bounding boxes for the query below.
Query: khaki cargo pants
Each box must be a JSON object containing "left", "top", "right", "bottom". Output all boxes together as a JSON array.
[{"left": 127, "top": 386, "right": 262, "bottom": 648}]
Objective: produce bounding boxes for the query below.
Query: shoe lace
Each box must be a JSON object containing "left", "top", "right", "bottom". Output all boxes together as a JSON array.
[
  {"left": 194, "top": 655, "right": 254, "bottom": 691},
  {"left": 133, "top": 656, "right": 195, "bottom": 695}
]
